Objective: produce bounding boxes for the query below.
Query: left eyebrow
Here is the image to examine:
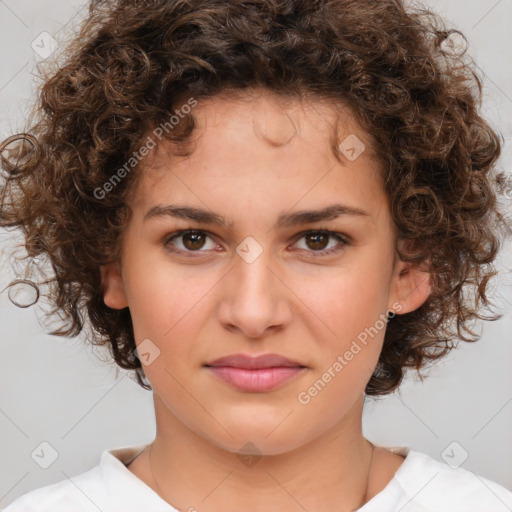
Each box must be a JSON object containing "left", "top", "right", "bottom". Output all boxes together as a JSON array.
[
  {"left": 143, "top": 203, "right": 370, "bottom": 228},
  {"left": 275, "top": 204, "right": 370, "bottom": 228}
]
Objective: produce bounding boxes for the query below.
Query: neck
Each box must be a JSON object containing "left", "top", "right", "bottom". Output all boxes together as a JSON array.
[{"left": 144, "top": 394, "right": 378, "bottom": 512}]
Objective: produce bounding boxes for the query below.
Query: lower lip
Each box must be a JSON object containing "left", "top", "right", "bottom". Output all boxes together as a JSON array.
[{"left": 205, "top": 366, "right": 306, "bottom": 392}]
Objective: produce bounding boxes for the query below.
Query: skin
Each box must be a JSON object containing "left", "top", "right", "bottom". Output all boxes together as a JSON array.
[{"left": 102, "top": 88, "right": 431, "bottom": 512}]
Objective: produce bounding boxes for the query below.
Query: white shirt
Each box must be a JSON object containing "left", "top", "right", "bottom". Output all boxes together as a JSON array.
[{"left": 2, "top": 444, "right": 512, "bottom": 511}]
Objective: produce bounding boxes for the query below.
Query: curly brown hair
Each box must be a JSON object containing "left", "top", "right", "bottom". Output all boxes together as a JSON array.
[{"left": 0, "top": 0, "right": 508, "bottom": 396}]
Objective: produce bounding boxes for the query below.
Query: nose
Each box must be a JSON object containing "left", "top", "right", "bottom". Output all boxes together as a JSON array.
[{"left": 216, "top": 245, "right": 293, "bottom": 340}]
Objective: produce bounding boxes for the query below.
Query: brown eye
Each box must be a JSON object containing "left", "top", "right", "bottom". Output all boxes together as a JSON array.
[
  {"left": 293, "top": 230, "right": 349, "bottom": 257},
  {"left": 164, "top": 230, "right": 217, "bottom": 256},
  {"left": 304, "top": 232, "right": 330, "bottom": 251},
  {"left": 182, "top": 232, "right": 207, "bottom": 250}
]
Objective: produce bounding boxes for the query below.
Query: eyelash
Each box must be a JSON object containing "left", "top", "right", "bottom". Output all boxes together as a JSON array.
[{"left": 163, "top": 229, "right": 350, "bottom": 258}]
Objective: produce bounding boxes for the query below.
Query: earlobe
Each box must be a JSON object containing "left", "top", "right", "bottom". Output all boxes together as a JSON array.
[
  {"left": 388, "top": 259, "right": 432, "bottom": 315},
  {"left": 101, "top": 262, "right": 129, "bottom": 309}
]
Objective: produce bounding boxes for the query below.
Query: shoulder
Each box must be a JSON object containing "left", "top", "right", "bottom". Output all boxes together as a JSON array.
[
  {"left": 1, "top": 465, "right": 107, "bottom": 512},
  {"left": 1, "top": 444, "right": 168, "bottom": 512},
  {"left": 394, "top": 449, "right": 512, "bottom": 512}
]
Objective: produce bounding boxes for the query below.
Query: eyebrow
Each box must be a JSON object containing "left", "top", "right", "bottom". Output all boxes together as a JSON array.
[{"left": 143, "top": 203, "right": 369, "bottom": 228}]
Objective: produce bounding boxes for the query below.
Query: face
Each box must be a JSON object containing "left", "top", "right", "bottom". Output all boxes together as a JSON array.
[{"left": 102, "top": 88, "right": 430, "bottom": 456}]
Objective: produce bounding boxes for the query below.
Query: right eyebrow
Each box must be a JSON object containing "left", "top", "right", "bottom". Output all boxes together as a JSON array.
[{"left": 143, "top": 205, "right": 234, "bottom": 228}]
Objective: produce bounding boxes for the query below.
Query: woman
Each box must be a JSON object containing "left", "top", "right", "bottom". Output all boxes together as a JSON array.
[{"left": 1, "top": 0, "right": 511, "bottom": 510}]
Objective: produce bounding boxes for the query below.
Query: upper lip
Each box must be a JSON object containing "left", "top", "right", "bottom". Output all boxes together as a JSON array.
[{"left": 205, "top": 353, "right": 306, "bottom": 370}]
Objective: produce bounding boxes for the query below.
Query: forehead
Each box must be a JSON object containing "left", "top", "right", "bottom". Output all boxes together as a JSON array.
[
  {"left": 129, "top": 89, "right": 387, "bottom": 224},
  {"left": 145, "top": 89, "right": 376, "bottom": 166}
]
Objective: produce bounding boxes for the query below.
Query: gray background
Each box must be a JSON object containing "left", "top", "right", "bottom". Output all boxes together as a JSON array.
[{"left": 1, "top": 0, "right": 511, "bottom": 507}]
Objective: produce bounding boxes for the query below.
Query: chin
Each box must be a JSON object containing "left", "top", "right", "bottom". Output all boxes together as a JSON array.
[{"left": 203, "top": 421, "right": 313, "bottom": 458}]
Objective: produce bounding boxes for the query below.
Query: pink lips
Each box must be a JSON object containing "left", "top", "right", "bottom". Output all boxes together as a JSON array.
[{"left": 204, "top": 353, "right": 307, "bottom": 392}]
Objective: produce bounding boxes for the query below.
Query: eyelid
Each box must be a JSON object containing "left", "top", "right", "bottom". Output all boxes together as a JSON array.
[
  {"left": 164, "top": 229, "right": 220, "bottom": 253},
  {"left": 291, "top": 229, "right": 351, "bottom": 244},
  {"left": 163, "top": 228, "right": 351, "bottom": 257},
  {"left": 289, "top": 230, "right": 351, "bottom": 257}
]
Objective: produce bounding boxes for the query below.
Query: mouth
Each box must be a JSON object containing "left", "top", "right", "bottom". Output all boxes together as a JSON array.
[{"left": 204, "top": 353, "right": 307, "bottom": 392}]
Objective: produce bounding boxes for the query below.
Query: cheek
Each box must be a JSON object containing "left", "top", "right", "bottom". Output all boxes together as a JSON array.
[
  {"left": 294, "top": 262, "right": 392, "bottom": 346},
  {"left": 124, "top": 260, "right": 219, "bottom": 386},
  {"left": 288, "top": 258, "right": 392, "bottom": 405},
  {"left": 292, "top": 273, "right": 386, "bottom": 422},
  {"left": 123, "top": 251, "right": 214, "bottom": 338}
]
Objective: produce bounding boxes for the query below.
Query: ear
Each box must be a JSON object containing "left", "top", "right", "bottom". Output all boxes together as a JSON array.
[
  {"left": 388, "top": 248, "right": 432, "bottom": 315},
  {"left": 100, "top": 262, "right": 129, "bottom": 309}
]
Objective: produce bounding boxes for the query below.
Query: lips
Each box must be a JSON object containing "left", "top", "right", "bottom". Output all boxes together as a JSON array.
[
  {"left": 205, "top": 353, "right": 306, "bottom": 370},
  {"left": 204, "top": 353, "right": 307, "bottom": 392}
]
